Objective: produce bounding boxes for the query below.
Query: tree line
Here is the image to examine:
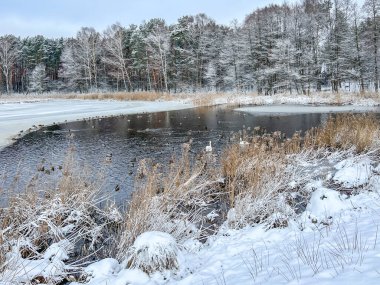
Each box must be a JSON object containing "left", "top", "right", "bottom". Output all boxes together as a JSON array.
[{"left": 0, "top": 0, "right": 379, "bottom": 95}]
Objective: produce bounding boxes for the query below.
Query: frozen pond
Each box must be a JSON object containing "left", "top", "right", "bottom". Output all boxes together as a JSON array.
[{"left": 1, "top": 104, "right": 379, "bottom": 204}]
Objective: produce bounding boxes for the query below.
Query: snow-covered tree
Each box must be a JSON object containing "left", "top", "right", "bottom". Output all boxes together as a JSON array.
[
  {"left": 29, "top": 63, "right": 46, "bottom": 93},
  {"left": 0, "top": 35, "right": 19, "bottom": 93},
  {"left": 59, "top": 41, "right": 84, "bottom": 92},
  {"left": 144, "top": 19, "right": 170, "bottom": 92},
  {"left": 102, "top": 23, "right": 132, "bottom": 91},
  {"left": 75, "top": 27, "right": 101, "bottom": 91},
  {"left": 364, "top": 0, "right": 380, "bottom": 92}
]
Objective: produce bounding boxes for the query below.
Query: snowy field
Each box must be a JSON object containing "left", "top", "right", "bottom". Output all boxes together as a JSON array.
[{"left": 0, "top": 99, "right": 193, "bottom": 149}]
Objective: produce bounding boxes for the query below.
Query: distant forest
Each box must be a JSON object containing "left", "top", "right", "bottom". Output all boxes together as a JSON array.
[{"left": 0, "top": 0, "right": 379, "bottom": 95}]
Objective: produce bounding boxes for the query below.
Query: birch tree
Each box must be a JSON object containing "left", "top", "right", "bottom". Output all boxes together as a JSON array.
[
  {"left": 364, "top": 0, "right": 380, "bottom": 92},
  {"left": 102, "top": 23, "right": 132, "bottom": 91},
  {"left": 75, "top": 27, "right": 101, "bottom": 90},
  {"left": 145, "top": 19, "right": 170, "bottom": 92},
  {"left": 0, "top": 35, "right": 19, "bottom": 93}
]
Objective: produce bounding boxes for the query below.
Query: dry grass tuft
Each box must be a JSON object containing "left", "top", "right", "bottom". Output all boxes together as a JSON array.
[
  {"left": 126, "top": 231, "right": 180, "bottom": 274},
  {"left": 304, "top": 114, "right": 380, "bottom": 153},
  {"left": 221, "top": 113, "right": 380, "bottom": 229},
  {"left": 117, "top": 148, "right": 222, "bottom": 259}
]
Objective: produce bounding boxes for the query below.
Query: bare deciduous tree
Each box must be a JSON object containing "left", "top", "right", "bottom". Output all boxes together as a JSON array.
[{"left": 0, "top": 35, "right": 19, "bottom": 94}]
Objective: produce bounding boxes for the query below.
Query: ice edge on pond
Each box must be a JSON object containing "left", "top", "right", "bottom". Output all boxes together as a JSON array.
[{"left": 0, "top": 99, "right": 194, "bottom": 150}]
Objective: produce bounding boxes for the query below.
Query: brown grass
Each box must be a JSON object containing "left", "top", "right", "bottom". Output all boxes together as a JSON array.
[
  {"left": 117, "top": 147, "right": 222, "bottom": 259},
  {"left": 304, "top": 114, "right": 380, "bottom": 153},
  {"left": 219, "top": 113, "right": 380, "bottom": 228},
  {"left": 117, "top": 113, "right": 380, "bottom": 246}
]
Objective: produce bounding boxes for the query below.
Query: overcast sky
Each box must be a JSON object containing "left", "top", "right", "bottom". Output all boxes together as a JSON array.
[{"left": 0, "top": 0, "right": 290, "bottom": 38}]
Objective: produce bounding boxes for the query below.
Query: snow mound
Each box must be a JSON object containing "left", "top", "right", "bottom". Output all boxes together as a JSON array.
[
  {"left": 114, "top": 269, "right": 151, "bottom": 285},
  {"left": 333, "top": 157, "right": 373, "bottom": 187},
  {"left": 84, "top": 258, "right": 122, "bottom": 280},
  {"left": 71, "top": 260, "right": 150, "bottom": 285},
  {"left": 1, "top": 240, "right": 73, "bottom": 284},
  {"left": 306, "top": 187, "right": 349, "bottom": 219},
  {"left": 43, "top": 239, "right": 72, "bottom": 261},
  {"left": 125, "top": 231, "right": 180, "bottom": 274}
]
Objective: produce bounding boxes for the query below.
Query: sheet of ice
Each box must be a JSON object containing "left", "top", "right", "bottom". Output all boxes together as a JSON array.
[
  {"left": 0, "top": 99, "right": 193, "bottom": 149},
  {"left": 235, "top": 105, "right": 380, "bottom": 116}
]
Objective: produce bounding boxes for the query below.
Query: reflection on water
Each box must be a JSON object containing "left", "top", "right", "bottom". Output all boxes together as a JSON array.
[{"left": 0, "top": 105, "right": 331, "bottom": 202}]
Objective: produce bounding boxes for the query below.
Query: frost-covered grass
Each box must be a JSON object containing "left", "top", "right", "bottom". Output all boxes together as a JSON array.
[
  {"left": 1, "top": 114, "right": 380, "bottom": 284},
  {"left": 0, "top": 149, "right": 123, "bottom": 284}
]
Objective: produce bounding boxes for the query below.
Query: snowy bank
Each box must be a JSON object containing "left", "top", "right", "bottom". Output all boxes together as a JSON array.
[
  {"left": 0, "top": 99, "right": 193, "bottom": 149},
  {"left": 65, "top": 150, "right": 380, "bottom": 285},
  {"left": 235, "top": 104, "right": 380, "bottom": 116},
  {"left": 211, "top": 92, "right": 380, "bottom": 107}
]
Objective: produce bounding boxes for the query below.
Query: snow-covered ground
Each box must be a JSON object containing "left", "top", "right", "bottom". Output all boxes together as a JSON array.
[
  {"left": 213, "top": 92, "right": 380, "bottom": 107},
  {"left": 236, "top": 105, "right": 380, "bottom": 116},
  {"left": 0, "top": 99, "right": 193, "bottom": 149}
]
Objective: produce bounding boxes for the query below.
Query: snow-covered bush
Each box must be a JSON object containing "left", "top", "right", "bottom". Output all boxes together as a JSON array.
[
  {"left": 0, "top": 150, "right": 123, "bottom": 284},
  {"left": 125, "top": 231, "right": 180, "bottom": 274},
  {"left": 222, "top": 137, "right": 315, "bottom": 229},
  {"left": 1, "top": 240, "right": 73, "bottom": 284},
  {"left": 117, "top": 150, "right": 222, "bottom": 259}
]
